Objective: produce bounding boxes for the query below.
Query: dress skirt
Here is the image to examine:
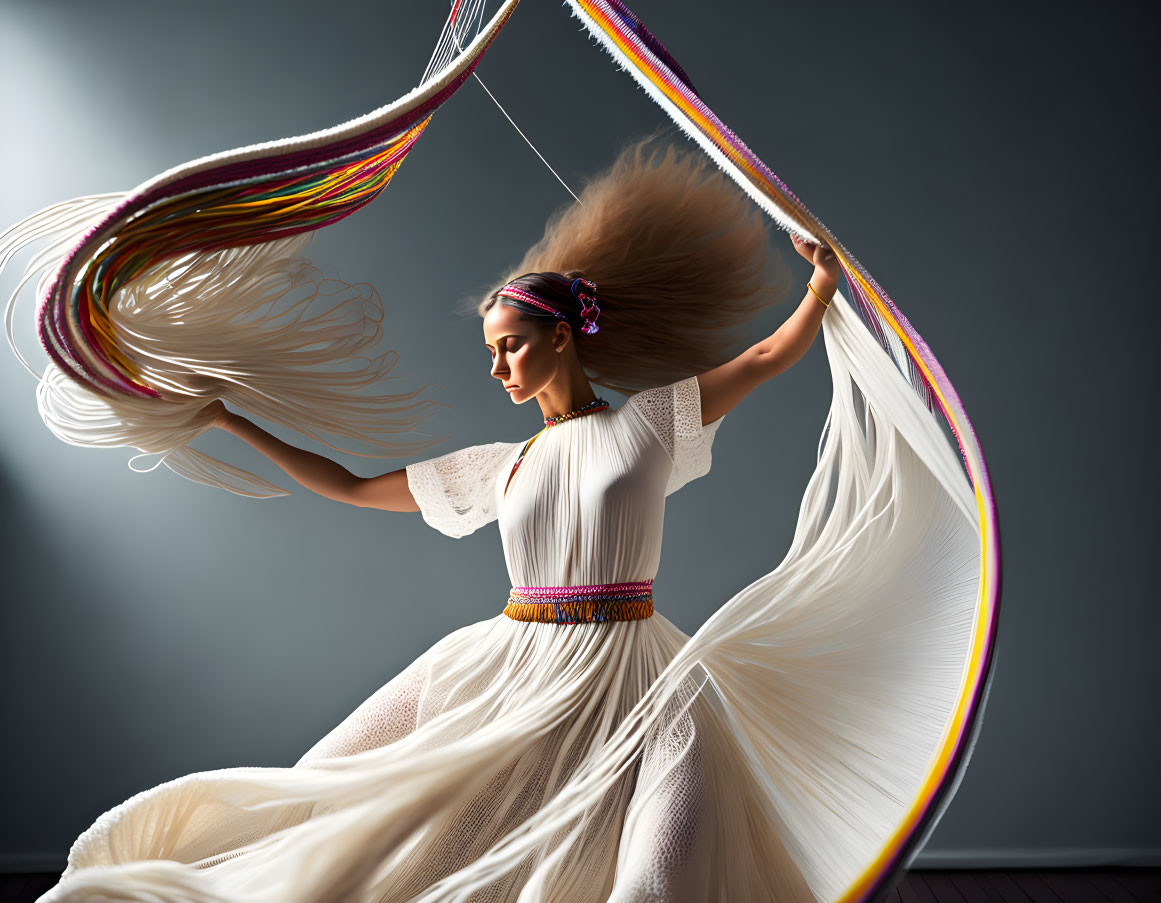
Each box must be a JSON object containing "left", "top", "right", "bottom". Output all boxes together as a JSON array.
[{"left": 41, "top": 608, "right": 809, "bottom": 903}]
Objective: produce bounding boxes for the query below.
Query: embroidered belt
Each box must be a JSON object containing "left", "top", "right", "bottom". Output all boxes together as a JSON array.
[{"left": 503, "top": 580, "right": 654, "bottom": 624}]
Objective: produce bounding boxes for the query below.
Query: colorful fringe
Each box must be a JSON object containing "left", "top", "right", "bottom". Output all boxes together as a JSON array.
[
  {"left": 20, "top": 1, "right": 521, "bottom": 404},
  {"left": 503, "top": 580, "right": 654, "bottom": 623}
]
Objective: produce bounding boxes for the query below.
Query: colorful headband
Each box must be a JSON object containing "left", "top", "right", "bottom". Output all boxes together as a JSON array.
[
  {"left": 496, "top": 277, "right": 601, "bottom": 335},
  {"left": 495, "top": 285, "right": 566, "bottom": 320}
]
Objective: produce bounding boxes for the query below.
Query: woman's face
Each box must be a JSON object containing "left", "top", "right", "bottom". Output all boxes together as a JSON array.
[{"left": 483, "top": 303, "right": 564, "bottom": 404}]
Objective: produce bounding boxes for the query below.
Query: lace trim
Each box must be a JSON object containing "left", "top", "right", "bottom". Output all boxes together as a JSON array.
[
  {"left": 405, "top": 441, "right": 521, "bottom": 538},
  {"left": 627, "top": 375, "right": 725, "bottom": 496}
]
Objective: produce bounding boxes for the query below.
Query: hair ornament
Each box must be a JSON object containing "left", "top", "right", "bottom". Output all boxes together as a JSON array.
[{"left": 571, "top": 277, "right": 601, "bottom": 335}]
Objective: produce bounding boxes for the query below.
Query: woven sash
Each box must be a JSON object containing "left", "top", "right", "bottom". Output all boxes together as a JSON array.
[{"left": 503, "top": 580, "right": 654, "bottom": 624}]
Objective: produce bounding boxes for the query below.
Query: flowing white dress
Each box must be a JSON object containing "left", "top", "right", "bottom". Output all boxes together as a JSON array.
[{"left": 38, "top": 359, "right": 983, "bottom": 903}]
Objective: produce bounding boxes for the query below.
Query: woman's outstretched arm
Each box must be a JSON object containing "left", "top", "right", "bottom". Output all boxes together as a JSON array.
[
  {"left": 206, "top": 402, "right": 420, "bottom": 512},
  {"left": 697, "top": 237, "right": 841, "bottom": 425}
]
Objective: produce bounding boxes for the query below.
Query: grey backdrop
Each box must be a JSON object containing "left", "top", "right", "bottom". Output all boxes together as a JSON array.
[{"left": 1, "top": 0, "right": 1156, "bottom": 872}]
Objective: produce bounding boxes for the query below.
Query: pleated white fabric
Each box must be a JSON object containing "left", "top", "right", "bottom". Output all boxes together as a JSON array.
[{"left": 35, "top": 292, "right": 981, "bottom": 903}]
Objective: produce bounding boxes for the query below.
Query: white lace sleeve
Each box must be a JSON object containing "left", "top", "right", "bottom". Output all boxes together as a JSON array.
[
  {"left": 404, "top": 441, "right": 520, "bottom": 538},
  {"left": 627, "top": 374, "right": 726, "bottom": 496}
]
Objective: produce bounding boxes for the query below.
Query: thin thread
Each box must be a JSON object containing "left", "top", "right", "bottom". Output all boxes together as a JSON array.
[
  {"left": 470, "top": 73, "right": 584, "bottom": 205},
  {"left": 448, "top": 25, "right": 582, "bottom": 206}
]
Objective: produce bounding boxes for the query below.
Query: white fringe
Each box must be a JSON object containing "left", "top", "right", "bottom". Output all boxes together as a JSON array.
[{"left": 2, "top": 203, "right": 448, "bottom": 498}]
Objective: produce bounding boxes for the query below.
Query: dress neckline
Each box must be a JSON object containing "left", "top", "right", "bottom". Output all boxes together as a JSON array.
[{"left": 503, "top": 407, "right": 615, "bottom": 499}]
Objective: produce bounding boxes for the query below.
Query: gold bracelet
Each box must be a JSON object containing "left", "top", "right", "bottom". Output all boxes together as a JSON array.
[{"left": 807, "top": 280, "right": 830, "bottom": 308}]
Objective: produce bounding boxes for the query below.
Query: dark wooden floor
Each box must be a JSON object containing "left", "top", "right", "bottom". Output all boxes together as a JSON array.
[
  {"left": 1, "top": 868, "right": 1158, "bottom": 902},
  {"left": 890, "top": 868, "right": 1159, "bottom": 902}
]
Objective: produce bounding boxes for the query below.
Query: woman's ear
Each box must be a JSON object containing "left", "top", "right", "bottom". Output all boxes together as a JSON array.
[{"left": 553, "top": 321, "right": 572, "bottom": 353}]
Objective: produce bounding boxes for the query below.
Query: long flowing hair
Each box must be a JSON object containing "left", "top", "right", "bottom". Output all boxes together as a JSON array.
[{"left": 472, "top": 136, "right": 793, "bottom": 394}]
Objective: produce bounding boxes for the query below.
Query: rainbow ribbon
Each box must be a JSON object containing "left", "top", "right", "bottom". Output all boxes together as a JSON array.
[{"left": 564, "top": 2, "right": 1001, "bottom": 899}]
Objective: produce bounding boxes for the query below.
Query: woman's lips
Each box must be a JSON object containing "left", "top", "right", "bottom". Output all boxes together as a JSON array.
[{"left": 506, "top": 385, "right": 518, "bottom": 391}]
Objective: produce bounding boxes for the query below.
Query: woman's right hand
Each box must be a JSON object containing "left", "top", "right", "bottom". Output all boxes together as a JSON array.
[{"left": 203, "top": 398, "right": 229, "bottom": 429}]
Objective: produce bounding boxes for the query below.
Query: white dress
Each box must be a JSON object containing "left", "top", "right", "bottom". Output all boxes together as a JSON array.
[{"left": 38, "top": 367, "right": 983, "bottom": 903}]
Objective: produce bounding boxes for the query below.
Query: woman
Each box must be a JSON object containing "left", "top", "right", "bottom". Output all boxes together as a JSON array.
[
  {"left": 36, "top": 140, "right": 967, "bottom": 903},
  {"left": 191, "top": 220, "right": 833, "bottom": 903}
]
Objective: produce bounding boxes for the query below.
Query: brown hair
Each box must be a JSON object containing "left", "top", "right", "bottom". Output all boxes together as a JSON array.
[{"left": 471, "top": 135, "right": 792, "bottom": 395}]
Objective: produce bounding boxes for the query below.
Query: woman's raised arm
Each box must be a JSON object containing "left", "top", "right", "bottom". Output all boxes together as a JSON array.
[
  {"left": 207, "top": 401, "right": 420, "bottom": 512},
  {"left": 697, "top": 236, "right": 840, "bottom": 425}
]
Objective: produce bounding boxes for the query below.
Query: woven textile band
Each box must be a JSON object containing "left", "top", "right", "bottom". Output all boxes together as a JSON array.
[{"left": 503, "top": 580, "right": 654, "bottom": 624}]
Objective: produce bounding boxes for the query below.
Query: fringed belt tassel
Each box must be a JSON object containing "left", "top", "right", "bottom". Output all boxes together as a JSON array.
[{"left": 503, "top": 580, "right": 654, "bottom": 624}]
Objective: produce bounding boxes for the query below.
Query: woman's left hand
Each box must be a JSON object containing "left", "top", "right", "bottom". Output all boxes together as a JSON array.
[{"left": 791, "top": 233, "right": 841, "bottom": 286}]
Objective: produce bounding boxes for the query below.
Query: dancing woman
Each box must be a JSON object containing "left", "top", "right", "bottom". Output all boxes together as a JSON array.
[{"left": 29, "top": 141, "right": 860, "bottom": 903}]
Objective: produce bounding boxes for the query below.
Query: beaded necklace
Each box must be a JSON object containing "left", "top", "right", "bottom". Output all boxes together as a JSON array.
[
  {"left": 542, "top": 395, "right": 610, "bottom": 426},
  {"left": 503, "top": 396, "right": 610, "bottom": 497}
]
